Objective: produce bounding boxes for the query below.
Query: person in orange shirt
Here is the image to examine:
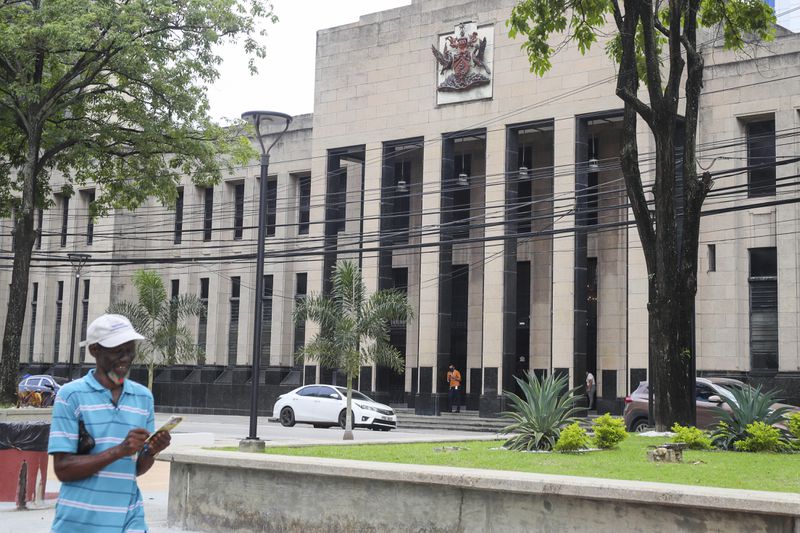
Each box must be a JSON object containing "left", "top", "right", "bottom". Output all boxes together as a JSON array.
[{"left": 446, "top": 363, "right": 462, "bottom": 413}]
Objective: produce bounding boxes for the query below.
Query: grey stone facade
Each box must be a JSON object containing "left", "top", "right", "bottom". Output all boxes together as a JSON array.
[{"left": 3, "top": 0, "right": 800, "bottom": 413}]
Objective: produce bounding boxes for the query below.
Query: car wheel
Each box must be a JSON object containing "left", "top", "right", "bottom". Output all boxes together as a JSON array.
[
  {"left": 279, "top": 407, "right": 295, "bottom": 427},
  {"left": 631, "top": 418, "right": 650, "bottom": 433},
  {"left": 338, "top": 410, "right": 354, "bottom": 429}
]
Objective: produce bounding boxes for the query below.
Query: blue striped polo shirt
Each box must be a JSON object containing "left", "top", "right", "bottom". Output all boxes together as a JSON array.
[{"left": 48, "top": 369, "right": 155, "bottom": 533}]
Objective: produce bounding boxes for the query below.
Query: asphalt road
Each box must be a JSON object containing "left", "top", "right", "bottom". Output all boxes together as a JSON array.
[{"left": 157, "top": 412, "right": 486, "bottom": 447}]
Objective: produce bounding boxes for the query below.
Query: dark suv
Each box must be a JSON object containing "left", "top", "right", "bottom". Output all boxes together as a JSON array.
[{"left": 623, "top": 377, "right": 799, "bottom": 432}]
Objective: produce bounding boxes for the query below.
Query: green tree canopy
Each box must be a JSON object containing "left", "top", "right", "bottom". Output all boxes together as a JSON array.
[
  {"left": 508, "top": 0, "right": 776, "bottom": 430},
  {"left": 0, "top": 0, "right": 275, "bottom": 402}
]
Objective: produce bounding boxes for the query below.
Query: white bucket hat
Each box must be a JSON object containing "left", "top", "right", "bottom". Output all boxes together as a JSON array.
[{"left": 80, "top": 313, "right": 145, "bottom": 349}]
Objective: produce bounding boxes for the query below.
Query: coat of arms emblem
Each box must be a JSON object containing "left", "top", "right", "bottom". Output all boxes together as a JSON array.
[{"left": 432, "top": 23, "right": 492, "bottom": 93}]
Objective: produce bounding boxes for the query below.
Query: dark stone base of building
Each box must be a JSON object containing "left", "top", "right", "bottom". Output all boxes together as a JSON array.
[{"left": 17, "top": 364, "right": 800, "bottom": 417}]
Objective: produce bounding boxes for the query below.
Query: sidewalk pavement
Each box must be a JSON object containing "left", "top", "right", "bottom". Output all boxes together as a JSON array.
[{"left": 0, "top": 459, "right": 200, "bottom": 533}]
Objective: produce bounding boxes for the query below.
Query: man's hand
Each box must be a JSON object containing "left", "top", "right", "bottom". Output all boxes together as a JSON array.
[
  {"left": 147, "top": 430, "right": 172, "bottom": 455},
  {"left": 117, "top": 428, "right": 150, "bottom": 457}
]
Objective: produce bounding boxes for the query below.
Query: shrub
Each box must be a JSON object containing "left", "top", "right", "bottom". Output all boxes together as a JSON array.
[
  {"left": 554, "top": 423, "right": 591, "bottom": 452},
  {"left": 501, "top": 372, "right": 584, "bottom": 451},
  {"left": 592, "top": 413, "right": 627, "bottom": 449},
  {"left": 733, "top": 421, "right": 788, "bottom": 453},
  {"left": 787, "top": 413, "right": 800, "bottom": 441},
  {"left": 671, "top": 423, "right": 712, "bottom": 450},
  {"left": 711, "top": 385, "right": 793, "bottom": 450}
]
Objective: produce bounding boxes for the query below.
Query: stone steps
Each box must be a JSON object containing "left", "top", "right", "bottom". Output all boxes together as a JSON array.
[
  {"left": 393, "top": 409, "right": 508, "bottom": 433},
  {"left": 392, "top": 408, "right": 599, "bottom": 433}
]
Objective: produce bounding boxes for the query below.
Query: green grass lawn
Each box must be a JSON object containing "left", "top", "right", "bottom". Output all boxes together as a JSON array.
[{"left": 257, "top": 436, "right": 800, "bottom": 494}]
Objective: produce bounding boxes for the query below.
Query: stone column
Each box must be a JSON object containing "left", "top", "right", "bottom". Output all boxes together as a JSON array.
[
  {"left": 415, "top": 140, "right": 443, "bottom": 414},
  {"left": 480, "top": 126, "right": 506, "bottom": 415}
]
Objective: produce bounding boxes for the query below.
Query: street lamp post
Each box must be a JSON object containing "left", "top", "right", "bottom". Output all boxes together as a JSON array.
[
  {"left": 239, "top": 110, "right": 292, "bottom": 452},
  {"left": 67, "top": 253, "right": 91, "bottom": 380}
]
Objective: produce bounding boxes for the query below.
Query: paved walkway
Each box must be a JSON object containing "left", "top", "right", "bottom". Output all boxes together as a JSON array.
[{"left": 0, "top": 459, "right": 199, "bottom": 533}]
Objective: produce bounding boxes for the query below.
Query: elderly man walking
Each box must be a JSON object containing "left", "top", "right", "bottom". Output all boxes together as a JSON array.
[{"left": 48, "top": 314, "right": 172, "bottom": 532}]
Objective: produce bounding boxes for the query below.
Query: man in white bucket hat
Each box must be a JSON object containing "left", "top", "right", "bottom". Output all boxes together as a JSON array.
[{"left": 47, "top": 313, "right": 172, "bottom": 532}]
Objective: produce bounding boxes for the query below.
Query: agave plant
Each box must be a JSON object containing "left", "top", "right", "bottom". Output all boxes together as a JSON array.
[
  {"left": 711, "top": 385, "right": 793, "bottom": 450},
  {"left": 500, "top": 371, "right": 585, "bottom": 451}
]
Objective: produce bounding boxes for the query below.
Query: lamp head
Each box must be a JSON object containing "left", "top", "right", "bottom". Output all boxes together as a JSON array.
[{"left": 240, "top": 110, "right": 292, "bottom": 155}]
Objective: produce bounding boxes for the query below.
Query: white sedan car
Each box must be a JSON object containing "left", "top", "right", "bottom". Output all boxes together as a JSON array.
[{"left": 271, "top": 384, "right": 397, "bottom": 431}]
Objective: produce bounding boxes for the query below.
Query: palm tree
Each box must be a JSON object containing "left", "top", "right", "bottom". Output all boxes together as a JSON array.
[
  {"left": 293, "top": 260, "right": 413, "bottom": 440},
  {"left": 108, "top": 270, "right": 206, "bottom": 390}
]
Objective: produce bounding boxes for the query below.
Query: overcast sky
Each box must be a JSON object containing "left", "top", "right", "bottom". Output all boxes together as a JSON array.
[
  {"left": 207, "top": 0, "right": 799, "bottom": 122},
  {"left": 207, "top": 0, "right": 411, "bottom": 122}
]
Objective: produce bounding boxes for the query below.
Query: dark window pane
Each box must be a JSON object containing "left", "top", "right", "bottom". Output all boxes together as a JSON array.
[
  {"left": 60, "top": 197, "right": 69, "bottom": 247},
  {"left": 298, "top": 176, "right": 311, "bottom": 235},
  {"left": 228, "top": 276, "right": 241, "bottom": 365},
  {"left": 79, "top": 279, "right": 90, "bottom": 362},
  {"left": 86, "top": 191, "right": 95, "bottom": 245},
  {"left": 266, "top": 178, "right": 277, "bottom": 237},
  {"left": 198, "top": 278, "right": 209, "bottom": 355},
  {"left": 750, "top": 247, "right": 777, "bottom": 278},
  {"left": 747, "top": 120, "right": 776, "bottom": 198},
  {"left": 174, "top": 188, "right": 184, "bottom": 244},
  {"left": 203, "top": 187, "right": 214, "bottom": 241},
  {"left": 234, "top": 183, "right": 244, "bottom": 240}
]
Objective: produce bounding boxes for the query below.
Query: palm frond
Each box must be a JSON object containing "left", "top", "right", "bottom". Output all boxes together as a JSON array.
[
  {"left": 361, "top": 341, "right": 404, "bottom": 373},
  {"left": 133, "top": 270, "right": 167, "bottom": 317},
  {"left": 332, "top": 260, "right": 365, "bottom": 319},
  {"left": 106, "top": 302, "right": 152, "bottom": 339}
]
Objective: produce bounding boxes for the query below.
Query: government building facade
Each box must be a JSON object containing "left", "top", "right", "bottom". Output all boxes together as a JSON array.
[{"left": 3, "top": 0, "right": 800, "bottom": 414}]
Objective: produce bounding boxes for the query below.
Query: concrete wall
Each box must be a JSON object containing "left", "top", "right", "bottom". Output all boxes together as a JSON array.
[{"left": 165, "top": 449, "right": 800, "bottom": 533}]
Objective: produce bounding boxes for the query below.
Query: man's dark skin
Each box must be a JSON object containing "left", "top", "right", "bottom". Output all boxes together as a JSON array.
[{"left": 52, "top": 340, "right": 171, "bottom": 482}]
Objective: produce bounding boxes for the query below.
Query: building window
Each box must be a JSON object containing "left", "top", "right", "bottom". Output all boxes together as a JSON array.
[
  {"left": 53, "top": 281, "right": 64, "bottom": 360},
  {"left": 198, "top": 277, "right": 209, "bottom": 355},
  {"left": 60, "top": 197, "right": 69, "bottom": 247},
  {"left": 749, "top": 247, "right": 778, "bottom": 370},
  {"left": 233, "top": 183, "right": 244, "bottom": 240},
  {"left": 203, "top": 187, "right": 214, "bottom": 241},
  {"left": 517, "top": 145, "right": 533, "bottom": 234},
  {"left": 85, "top": 190, "right": 95, "bottom": 245},
  {"left": 298, "top": 176, "right": 310, "bottom": 235},
  {"left": 261, "top": 274, "right": 274, "bottom": 365},
  {"left": 171, "top": 279, "right": 180, "bottom": 300},
  {"left": 267, "top": 178, "right": 277, "bottom": 237},
  {"left": 747, "top": 119, "right": 776, "bottom": 198},
  {"left": 452, "top": 153, "right": 471, "bottom": 236},
  {"left": 293, "top": 273, "right": 308, "bottom": 361},
  {"left": 228, "top": 276, "right": 240, "bottom": 365},
  {"left": 174, "top": 188, "right": 184, "bottom": 244},
  {"left": 168, "top": 279, "right": 180, "bottom": 358},
  {"left": 708, "top": 244, "right": 716, "bottom": 272},
  {"left": 28, "top": 282, "right": 38, "bottom": 362},
  {"left": 35, "top": 209, "right": 43, "bottom": 250},
  {"left": 79, "top": 280, "right": 90, "bottom": 362},
  {"left": 10, "top": 207, "right": 15, "bottom": 250},
  {"left": 394, "top": 161, "right": 411, "bottom": 242},
  {"left": 587, "top": 136, "right": 599, "bottom": 226}
]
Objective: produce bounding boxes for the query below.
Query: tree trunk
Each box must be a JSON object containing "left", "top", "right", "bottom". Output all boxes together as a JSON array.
[
  {"left": 0, "top": 153, "right": 39, "bottom": 404},
  {"left": 649, "top": 284, "right": 695, "bottom": 431},
  {"left": 147, "top": 364, "right": 155, "bottom": 390},
  {"left": 343, "top": 374, "right": 354, "bottom": 441}
]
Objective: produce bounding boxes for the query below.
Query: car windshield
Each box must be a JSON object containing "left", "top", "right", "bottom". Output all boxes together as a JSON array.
[
  {"left": 710, "top": 383, "right": 741, "bottom": 404},
  {"left": 335, "top": 387, "right": 373, "bottom": 402}
]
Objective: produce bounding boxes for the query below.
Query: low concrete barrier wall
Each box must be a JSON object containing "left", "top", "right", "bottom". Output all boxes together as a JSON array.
[
  {"left": 0, "top": 408, "right": 52, "bottom": 422},
  {"left": 163, "top": 449, "right": 800, "bottom": 533}
]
